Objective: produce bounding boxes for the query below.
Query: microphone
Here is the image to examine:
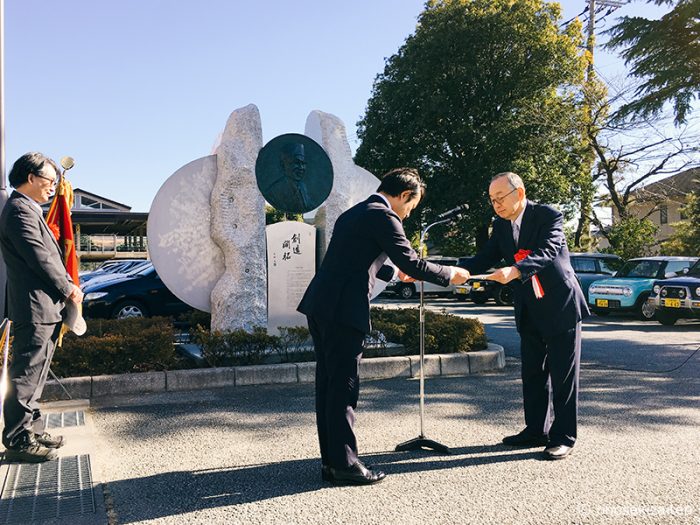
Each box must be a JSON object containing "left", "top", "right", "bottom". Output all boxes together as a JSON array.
[{"left": 436, "top": 203, "right": 469, "bottom": 221}]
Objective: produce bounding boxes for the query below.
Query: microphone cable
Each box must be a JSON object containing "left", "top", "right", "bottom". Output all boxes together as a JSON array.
[
  {"left": 505, "top": 341, "right": 700, "bottom": 374},
  {"left": 581, "top": 342, "right": 700, "bottom": 375}
]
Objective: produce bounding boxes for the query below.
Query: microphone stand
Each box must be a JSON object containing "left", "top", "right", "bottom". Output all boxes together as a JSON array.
[{"left": 396, "top": 216, "right": 455, "bottom": 454}]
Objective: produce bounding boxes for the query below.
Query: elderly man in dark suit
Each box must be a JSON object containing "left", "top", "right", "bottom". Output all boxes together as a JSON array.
[
  {"left": 0, "top": 152, "right": 83, "bottom": 463},
  {"left": 461, "top": 172, "right": 589, "bottom": 460},
  {"left": 298, "top": 167, "right": 471, "bottom": 485}
]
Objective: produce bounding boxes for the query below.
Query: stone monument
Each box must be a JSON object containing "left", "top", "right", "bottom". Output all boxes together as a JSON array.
[
  {"left": 148, "top": 104, "right": 383, "bottom": 333},
  {"left": 265, "top": 221, "right": 316, "bottom": 335}
]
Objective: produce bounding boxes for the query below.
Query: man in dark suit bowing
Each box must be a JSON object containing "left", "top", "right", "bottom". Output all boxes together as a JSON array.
[
  {"left": 298, "top": 168, "right": 470, "bottom": 485},
  {"left": 0, "top": 152, "right": 84, "bottom": 463},
  {"left": 461, "top": 172, "right": 589, "bottom": 460}
]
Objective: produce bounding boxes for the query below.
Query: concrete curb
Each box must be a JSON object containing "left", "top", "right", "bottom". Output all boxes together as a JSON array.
[{"left": 40, "top": 343, "right": 504, "bottom": 401}]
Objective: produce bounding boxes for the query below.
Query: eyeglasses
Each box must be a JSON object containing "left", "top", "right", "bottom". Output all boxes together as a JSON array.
[
  {"left": 33, "top": 173, "right": 58, "bottom": 187},
  {"left": 488, "top": 187, "right": 517, "bottom": 207}
]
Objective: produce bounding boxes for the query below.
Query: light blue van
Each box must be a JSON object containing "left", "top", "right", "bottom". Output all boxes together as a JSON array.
[{"left": 588, "top": 256, "right": 698, "bottom": 320}]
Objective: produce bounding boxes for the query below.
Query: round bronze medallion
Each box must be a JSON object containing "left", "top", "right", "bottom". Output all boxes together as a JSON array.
[{"left": 255, "top": 133, "right": 333, "bottom": 213}]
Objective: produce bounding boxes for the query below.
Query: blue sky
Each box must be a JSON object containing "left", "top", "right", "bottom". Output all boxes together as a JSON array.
[{"left": 4, "top": 0, "right": 668, "bottom": 211}]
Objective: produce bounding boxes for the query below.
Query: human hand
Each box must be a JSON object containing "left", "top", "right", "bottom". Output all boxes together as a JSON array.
[
  {"left": 486, "top": 266, "right": 521, "bottom": 284},
  {"left": 398, "top": 271, "right": 416, "bottom": 283},
  {"left": 450, "top": 267, "right": 471, "bottom": 285},
  {"left": 67, "top": 284, "right": 84, "bottom": 304}
]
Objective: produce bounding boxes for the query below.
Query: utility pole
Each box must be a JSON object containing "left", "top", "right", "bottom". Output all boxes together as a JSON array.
[{"left": 574, "top": 0, "right": 627, "bottom": 250}]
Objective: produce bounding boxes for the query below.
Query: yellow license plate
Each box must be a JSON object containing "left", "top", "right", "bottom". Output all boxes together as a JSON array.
[
  {"left": 664, "top": 298, "right": 681, "bottom": 308},
  {"left": 472, "top": 282, "right": 481, "bottom": 290},
  {"left": 456, "top": 288, "right": 468, "bottom": 294},
  {"left": 596, "top": 299, "right": 609, "bottom": 308}
]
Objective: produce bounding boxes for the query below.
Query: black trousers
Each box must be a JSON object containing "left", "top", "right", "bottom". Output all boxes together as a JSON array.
[
  {"left": 519, "top": 308, "right": 581, "bottom": 447},
  {"left": 307, "top": 315, "right": 365, "bottom": 469},
  {"left": 2, "top": 322, "right": 61, "bottom": 446}
]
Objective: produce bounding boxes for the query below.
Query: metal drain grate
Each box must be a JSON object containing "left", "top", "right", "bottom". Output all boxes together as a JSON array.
[
  {"left": 45, "top": 411, "right": 85, "bottom": 429},
  {"left": 0, "top": 455, "right": 95, "bottom": 523}
]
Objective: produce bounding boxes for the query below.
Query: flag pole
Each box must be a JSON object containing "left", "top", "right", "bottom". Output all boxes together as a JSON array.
[{"left": 0, "top": 0, "right": 8, "bottom": 319}]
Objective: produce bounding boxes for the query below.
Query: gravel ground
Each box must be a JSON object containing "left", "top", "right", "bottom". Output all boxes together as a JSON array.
[{"left": 87, "top": 301, "right": 700, "bottom": 525}]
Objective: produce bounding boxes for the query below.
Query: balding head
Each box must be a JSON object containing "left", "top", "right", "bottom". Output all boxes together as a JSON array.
[{"left": 489, "top": 171, "right": 527, "bottom": 221}]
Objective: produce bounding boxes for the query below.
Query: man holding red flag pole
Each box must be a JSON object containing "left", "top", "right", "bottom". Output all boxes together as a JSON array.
[
  {"left": 460, "top": 172, "right": 589, "bottom": 460},
  {"left": 0, "top": 152, "right": 83, "bottom": 463}
]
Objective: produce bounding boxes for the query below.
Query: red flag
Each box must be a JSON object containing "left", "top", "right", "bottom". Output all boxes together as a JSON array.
[{"left": 45, "top": 178, "right": 79, "bottom": 285}]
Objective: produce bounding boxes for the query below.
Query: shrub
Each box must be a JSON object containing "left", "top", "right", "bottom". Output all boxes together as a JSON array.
[
  {"left": 176, "top": 309, "right": 211, "bottom": 330},
  {"left": 53, "top": 317, "right": 178, "bottom": 377},
  {"left": 371, "top": 307, "right": 487, "bottom": 354},
  {"left": 276, "top": 326, "right": 312, "bottom": 362},
  {"left": 191, "top": 326, "right": 278, "bottom": 367}
]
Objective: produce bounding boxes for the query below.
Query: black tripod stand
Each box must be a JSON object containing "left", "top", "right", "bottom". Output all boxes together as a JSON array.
[{"left": 395, "top": 217, "right": 455, "bottom": 454}]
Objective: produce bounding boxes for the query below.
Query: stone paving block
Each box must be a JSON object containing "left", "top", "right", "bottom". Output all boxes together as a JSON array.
[
  {"left": 440, "top": 354, "right": 471, "bottom": 376},
  {"left": 296, "top": 362, "right": 316, "bottom": 383},
  {"left": 468, "top": 344, "right": 506, "bottom": 373},
  {"left": 40, "top": 376, "right": 92, "bottom": 402},
  {"left": 360, "top": 356, "right": 411, "bottom": 380},
  {"left": 92, "top": 371, "right": 166, "bottom": 397},
  {"left": 408, "top": 355, "right": 441, "bottom": 378},
  {"left": 235, "top": 363, "right": 297, "bottom": 386},
  {"left": 166, "top": 367, "right": 236, "bottom": 391}
]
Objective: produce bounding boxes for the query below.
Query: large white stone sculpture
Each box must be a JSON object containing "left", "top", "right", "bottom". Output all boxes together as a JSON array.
[
  {"left": 148, "top": 105, "right": 381, "bottom": 333},
  {"left": 210, "top": 105, "right": 267, "bottom": 332},
  {"left": 305, "top": 111, "right": 380, "bottom": 259},
  {"left": 147, "top": 156, "right": 222, "bottom": 312}
]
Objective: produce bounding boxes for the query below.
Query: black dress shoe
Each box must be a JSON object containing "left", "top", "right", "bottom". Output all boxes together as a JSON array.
[
  {"left": 329, "top": 461, "right": 386, "bottom": 486},
  {"left": 543, "top": 444, "right": 573, "bottom": 460},
  {"left": 3, "top": 432, "right": 57, "bottom": 463},
  {"left": 322, "top": 463, "right": 375, "bottom": 482},
  {"left": 502, "top": 429, "right": 549, "bottom": 447},
  {"left": 35, "top": 432, "right": 65, "bottom": 449}
]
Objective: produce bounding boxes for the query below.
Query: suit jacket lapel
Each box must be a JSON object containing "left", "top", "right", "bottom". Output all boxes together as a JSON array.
[
  {"left": 13, "top": 191, "right": 63, "bottom": 253},
  {"left": 516, "top": 201, "right": 535, "bottom": 250}
]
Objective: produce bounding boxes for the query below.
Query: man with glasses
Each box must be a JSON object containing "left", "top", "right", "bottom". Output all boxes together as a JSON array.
[
  {"left": 460, "top": 172, "right": 588, "bottom": 460},
  {"left": 0, "top": 152, "right": 83, "bottom": 462}
]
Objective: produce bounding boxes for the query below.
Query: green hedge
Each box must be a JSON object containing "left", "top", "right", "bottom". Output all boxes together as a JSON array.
[
  {"left": 52, "top": 317, "right": 179, "bottom": 377},
  {"left": 371, "top": 307, "right": 487, "bottom": 354},
  {"left": 35, "top": 306, "right": 485, "bottom": 378}
]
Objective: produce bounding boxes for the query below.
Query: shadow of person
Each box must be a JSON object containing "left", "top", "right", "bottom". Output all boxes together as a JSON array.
[{"left": 86, "top": 444, "right": 540, "bottom": 523}]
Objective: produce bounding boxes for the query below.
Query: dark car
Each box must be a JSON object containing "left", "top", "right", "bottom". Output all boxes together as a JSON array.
[
  {"left": 453, "top": 276, "right": 513, "bottom": 305},
  {"left": 569, "top": 252, "right": 623, "bottom": 298},
  {"left": 82, "top": 263, "right": 192, "bottom": 319},
  {"left": 383, "top": 257, "right": 458, "bottom": 299},
  {"left": 80, "top": 259, "right": 150, "bottom": 285},
  {"left": 648, "top": 259, "right": 700, "bottom": 325},
  {"left": 452, "top": 256, "right": 513, "bottom": 306}
]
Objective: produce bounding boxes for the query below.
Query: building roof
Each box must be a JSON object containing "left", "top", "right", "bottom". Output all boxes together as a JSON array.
[
  {"left": 636, "top": 167, "right": 699, "bottom": 202},
  {"left": 72, "top": 210, "right": 148, "bottom": 235},
  {"left": 73, "top": 188, "right": 131, "bottom": 211}
]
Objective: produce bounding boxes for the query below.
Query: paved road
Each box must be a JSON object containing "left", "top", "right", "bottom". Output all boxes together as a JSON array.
[{"left": 78, "top": 298, "right": 700, "bottom": 524}]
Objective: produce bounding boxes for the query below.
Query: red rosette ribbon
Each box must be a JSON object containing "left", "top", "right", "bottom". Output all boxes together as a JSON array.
[{"left": 514, "top": 249, "right": 544, "bottom": 299}]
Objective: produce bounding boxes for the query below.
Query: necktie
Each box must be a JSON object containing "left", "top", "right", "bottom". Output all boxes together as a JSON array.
[{"left": 512, "top": 222, "right": 520, "bottom": 246}]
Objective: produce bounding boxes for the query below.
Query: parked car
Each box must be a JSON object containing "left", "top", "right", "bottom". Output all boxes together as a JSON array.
[
  {"left": 453, "top": 275, "right": 513, "bottom": 305},
  {"left": 648, "top": 259, "right": 700, "bottom": 325},
  {"left": 588, "top": 256, "right": 698, "bottom": 320},
  {"left": 80, "top": 259, "right": 149, "bottom": 285},
  {"left": 570, "top": 252, "right": 623, "bottom": 298},
  {"left": 82, "top": 262, "right": 192, "bottom": 319},
  {"left": 80, "top": 260, "right": 152, "bottom": 289},
  {"left": 383, "top": 257, "right": 458, "bottom": 299}
]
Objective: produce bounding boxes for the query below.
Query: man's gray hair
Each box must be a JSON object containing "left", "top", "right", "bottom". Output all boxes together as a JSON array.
[{"left": 491, "top": 171, "right": 524, "bottom": 190}]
